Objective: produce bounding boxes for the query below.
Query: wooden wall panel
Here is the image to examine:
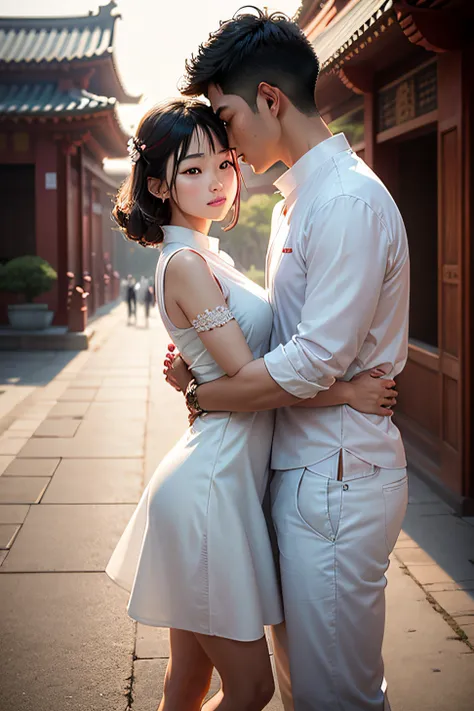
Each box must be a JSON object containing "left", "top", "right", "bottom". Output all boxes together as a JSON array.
[
  {"left": 396, "top": 359, "right": 440, "bottom": 438},
  {"left": 440, "top": 442, "right": 462, "bottom": 493},
  {"left": 442, "top": 283, "right": 459, "bottom": 356},
  {"left": 442, "top": 376, "right": 459, "bottom": 450},
  {"left": 440, "top": 128, "right": 459, "bottom": 264}
]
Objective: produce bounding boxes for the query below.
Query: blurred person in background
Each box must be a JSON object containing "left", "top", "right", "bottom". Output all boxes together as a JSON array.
[
  {"left": 125, "top": 274, "right": 137, "bottom": 325},
  {"left": 144, "top": 278, "right": 155, "bottom": 327}
]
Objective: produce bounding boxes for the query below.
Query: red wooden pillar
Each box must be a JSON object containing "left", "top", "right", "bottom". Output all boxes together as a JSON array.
[
  {"left": 77, "top": 144, "right": 85, "bottom": 288},
  {"left": 35, "top": 135, "right": 59, "bottom": 320},
  {"left": 338, "top": 65, "right": 376, "bottom": 168},
  {"left": 83, "top": 167, "right": 94, "bottom": 316},
  {"left": 55, "top": 142, "right": 70, "bottom": 326},
  {"left": 362, "top": 76, "right": 400, "bottom": 203},
  {"left": 363, "top": 90, "right": 375, "bottom": 169},
  {"left": 94, "top": 185, "right": 105, "bottom": 309},
  {"left": 339, "top": 65, "right": 401, "bottom": 201},
  {"left": 85, "top": 170, "right": 95, "bottom": 316}
]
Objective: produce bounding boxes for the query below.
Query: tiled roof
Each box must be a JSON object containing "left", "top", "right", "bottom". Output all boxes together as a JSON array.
[
  {"left": 0, "top": 1, "right": 116, "bottom": 64},
  {"left": 313, "top": 0, "right": 394, "bottom": 68},
  {"left": 0, "top": 82, "right": 116, "bottom": 118}
]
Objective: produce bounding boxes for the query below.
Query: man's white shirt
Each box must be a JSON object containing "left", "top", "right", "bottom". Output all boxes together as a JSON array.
[{"left": 263, "top": 133, "right": 409, "bottom": 473}]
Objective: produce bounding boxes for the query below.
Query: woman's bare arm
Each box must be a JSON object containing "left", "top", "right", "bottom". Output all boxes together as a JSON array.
[{"left": 165, "top": 251, "right": 271, "bottom": 378}]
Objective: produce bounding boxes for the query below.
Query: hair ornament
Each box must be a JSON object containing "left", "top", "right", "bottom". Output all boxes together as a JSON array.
[
  {"left": 127, "top": 131, "right": 175, "bottom": 165},
  {"left": 127, "top": 136, "right": 147, "bottom": 164}
]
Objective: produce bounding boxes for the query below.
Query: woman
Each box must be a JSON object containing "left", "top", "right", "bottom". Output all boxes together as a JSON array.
[{"left": 106, "top": 99, "right": 397, "bottom": 711}]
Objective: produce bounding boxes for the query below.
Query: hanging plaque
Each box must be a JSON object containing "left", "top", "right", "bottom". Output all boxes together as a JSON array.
[{"left": 378, "top": 62, "right": 437, "bottom": 133}]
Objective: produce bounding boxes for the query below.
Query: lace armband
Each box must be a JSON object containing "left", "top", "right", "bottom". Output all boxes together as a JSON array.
[{"left": 192, "top": 305, "right": 235, "bottom": 333}]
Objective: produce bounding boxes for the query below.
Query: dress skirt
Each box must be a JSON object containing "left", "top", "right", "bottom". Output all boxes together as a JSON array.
[{"left": 106, "top": 409, "right": 283, "bottom": 641}]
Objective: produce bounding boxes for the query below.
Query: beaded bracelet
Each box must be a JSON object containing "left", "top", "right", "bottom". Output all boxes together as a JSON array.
[{"left": 185, "top": 379, "right": 206, "bottom": 416}]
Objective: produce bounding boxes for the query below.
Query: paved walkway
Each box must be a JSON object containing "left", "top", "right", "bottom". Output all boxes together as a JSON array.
[{"left": 0, "top": 303, "right": 473, "bottom": 711}]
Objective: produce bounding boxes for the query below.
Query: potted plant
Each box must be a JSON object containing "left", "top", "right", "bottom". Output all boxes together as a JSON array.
[{"left": 0, "top": 255, "right": 58, "bottom": 330}]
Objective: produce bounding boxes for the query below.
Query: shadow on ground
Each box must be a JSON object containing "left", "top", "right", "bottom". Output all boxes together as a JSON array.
[
  {"left": 400, "top": 472, "right": 474, "bottom": 601},
  {"left": 0, "top": 351, "right": 80, "bottom": 387}
]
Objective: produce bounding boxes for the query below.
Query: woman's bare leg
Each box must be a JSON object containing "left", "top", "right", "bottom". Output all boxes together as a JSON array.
[
  {"left": 158, "top": 628, "right": 213, "bottom": 711},
  {"left": 201, "top": 689, "right": 224, "bottom": 711},
  {"left": 197, "top": 633, "right": 274, "bottom": 711}
]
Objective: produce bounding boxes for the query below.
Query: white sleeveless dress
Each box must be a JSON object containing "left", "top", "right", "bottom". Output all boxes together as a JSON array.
[{"left": 106, "top": 225, "right": 283, "bottom": 641}]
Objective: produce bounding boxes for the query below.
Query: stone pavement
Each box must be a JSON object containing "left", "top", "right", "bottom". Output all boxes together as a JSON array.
[{"left": 0, "top": 302, "right": 473, "bottom": 711}]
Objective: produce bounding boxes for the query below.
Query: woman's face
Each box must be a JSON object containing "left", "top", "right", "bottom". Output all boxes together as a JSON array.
[{"left": 167, "top": 129, "right": 238, "bottom": 227}]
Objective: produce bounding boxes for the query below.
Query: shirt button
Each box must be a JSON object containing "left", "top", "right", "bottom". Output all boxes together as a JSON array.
[{"left": 343, "top": 484, "right": 349, "bottom": 491}]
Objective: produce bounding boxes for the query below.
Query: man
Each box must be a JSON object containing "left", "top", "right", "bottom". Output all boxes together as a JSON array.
[{"left": 174, "top": 8, "right": 409, "bottom": 710}]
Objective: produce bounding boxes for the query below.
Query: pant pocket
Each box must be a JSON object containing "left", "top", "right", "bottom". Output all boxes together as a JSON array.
[
  {"left": 339, "top": 451, "right": 378, "bottom": 482},
  {"left": 383, "top": 475, "right": 408, "bottom": 556},
  {"left": 296, "top": 468, "right": 343, "bottom": 543}
]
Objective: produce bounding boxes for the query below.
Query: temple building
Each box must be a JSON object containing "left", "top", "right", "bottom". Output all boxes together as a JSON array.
[
  {"left": 0, "top": 1, "right": 139, "bottom": 324},
  {"left": 298, "top": 0, "right": 473, "bottom": 512}
]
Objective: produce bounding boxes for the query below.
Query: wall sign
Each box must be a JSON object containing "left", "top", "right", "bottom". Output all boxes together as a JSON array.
[
  {"left": 378, "top": 62, "right": 437, "bottom": 133},
  {"left": 45, "top": 172, "right": 57, "bottom": 190}
]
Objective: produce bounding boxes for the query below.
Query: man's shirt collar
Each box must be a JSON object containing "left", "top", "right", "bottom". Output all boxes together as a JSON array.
[{"left": 274, "top": 133, "right": 351, "bottom": 200}]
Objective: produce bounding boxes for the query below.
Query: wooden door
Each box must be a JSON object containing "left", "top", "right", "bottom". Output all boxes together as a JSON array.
[{"left": 437, "top": 51, "right": 467, "bottom": 501}]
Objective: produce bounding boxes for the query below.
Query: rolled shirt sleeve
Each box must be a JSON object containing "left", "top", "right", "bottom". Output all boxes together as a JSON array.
[{"left": 264, "top": 196, "right": 390, "bottom": 399}]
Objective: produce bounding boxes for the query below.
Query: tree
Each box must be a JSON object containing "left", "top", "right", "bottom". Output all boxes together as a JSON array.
[{"left": 213, "top": 192, "right": 281, "bottom": 271}]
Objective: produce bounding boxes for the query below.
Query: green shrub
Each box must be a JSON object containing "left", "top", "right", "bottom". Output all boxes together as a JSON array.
[
  {"left": 245, "top": 265, "right": 265, "bottom": 288},
  {"left": 0, "top": 256, "right": 58, "bottom": 303}
]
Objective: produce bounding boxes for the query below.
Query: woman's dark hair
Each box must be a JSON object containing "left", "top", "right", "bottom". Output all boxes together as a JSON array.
[
  {"left": 180, "top": 7, "right": 320, "bottom": 115},
  {"left": 113, "top": 98, "right": 241, "bottom": 246}
]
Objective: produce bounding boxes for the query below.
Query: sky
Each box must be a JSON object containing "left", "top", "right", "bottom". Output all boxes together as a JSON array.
[{"left": 1, "top": 0, "right": 303, "bottom": 137}]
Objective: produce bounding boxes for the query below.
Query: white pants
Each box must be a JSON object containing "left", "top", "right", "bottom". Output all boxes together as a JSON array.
[{"left": 270, "top": 455, "right": 408, "bottom": 711}]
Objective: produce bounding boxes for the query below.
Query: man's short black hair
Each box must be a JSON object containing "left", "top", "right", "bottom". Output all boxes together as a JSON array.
[{"left": 181, "top": 6, "right": 320, "bottom": 115}]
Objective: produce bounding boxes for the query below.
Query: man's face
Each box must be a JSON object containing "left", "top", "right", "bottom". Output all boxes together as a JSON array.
[{"left": 208, "top": 84, "right": 281, "bottom": 175}]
